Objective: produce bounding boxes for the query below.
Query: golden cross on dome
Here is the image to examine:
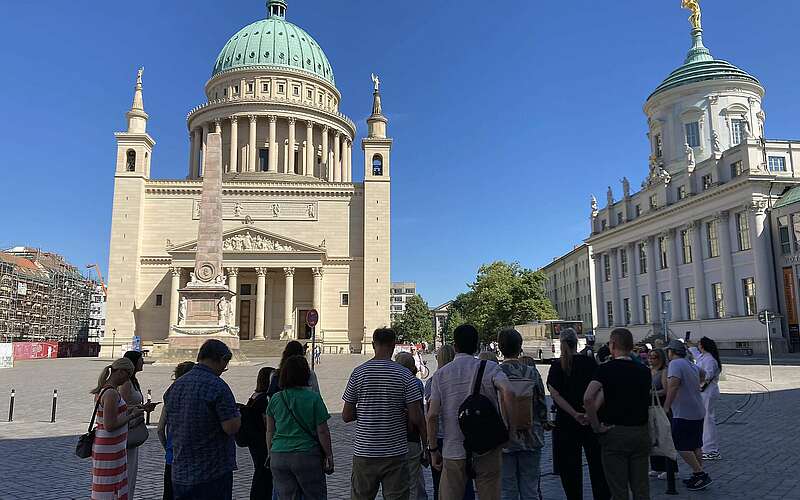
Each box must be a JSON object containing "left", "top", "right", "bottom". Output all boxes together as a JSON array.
[{"left": 681, "top": 0, "right": 702, "bottom": 30}]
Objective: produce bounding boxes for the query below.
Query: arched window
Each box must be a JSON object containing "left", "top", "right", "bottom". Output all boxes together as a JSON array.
[
  {"left": 126, "top": 150, "right": 136, "bottom": 172},
  {"left": 372, "top": 154, "right": 383, "bottom": 176}
]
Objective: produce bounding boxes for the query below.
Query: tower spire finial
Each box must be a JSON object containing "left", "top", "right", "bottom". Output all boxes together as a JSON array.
[
  {"left": 681, "top": 0, "right": 702, "bottom": 31},
  {"left": 131, "top": 67, "right": 145, "bottom": 112},
  {"left": 126, "top": 66, "right": 148, "bottom": 133},
  {"left": 267, "top": 0, "right": 287, "bottom": 19},
  {"left": 367, "top": 73, "right": 388, "bottom": 139},
  {"left": 679, "top": 0, "right": 713, "bottom": 64}
]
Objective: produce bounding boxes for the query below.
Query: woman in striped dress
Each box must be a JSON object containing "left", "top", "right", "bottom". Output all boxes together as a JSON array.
[{"left": 90, "top": 358, "right": 144, "bottom": 500}]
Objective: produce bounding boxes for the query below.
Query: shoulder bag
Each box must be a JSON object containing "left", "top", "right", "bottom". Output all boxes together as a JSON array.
[
  {"left": 278, "top": 391, "right": 333, "bottom": 475},
  {"left": 75, "top": 387, "right": 112, "bottom": 459},
  {"left": 648, "top": 388, "right": 677, "bottom": 460}
]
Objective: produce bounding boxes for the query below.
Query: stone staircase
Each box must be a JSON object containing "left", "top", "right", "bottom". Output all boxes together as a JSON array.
[{"left": 239, "top": 339, "right": 289, "bottom": 359}]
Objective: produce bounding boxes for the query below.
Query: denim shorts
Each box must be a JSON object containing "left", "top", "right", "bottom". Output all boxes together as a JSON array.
[{"left": 671, "top": 418, "right": 704, "bottom": 452}]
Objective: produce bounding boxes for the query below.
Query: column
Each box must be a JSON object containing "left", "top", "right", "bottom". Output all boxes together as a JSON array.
[
  {"left": 288, "top": 117, "right": 296, "bottom": 174},
  {"left": 255, "top": 268, "right": 267, "bottom": 340},
  {"left": 313, "top": 267, "right": 324, "bottom": 333},
  {"left": 690, "top": 221, "right": 709, "bottom": 319},
  {"left": 229, "top": 116, "right": 239, "bottom": 173},
  {"left": 268, "top": 115, "right": 278, "bottom": 172},
  {"left": 248, "top": 115, "right": 257, "bottom": 172},
  {"left": 187, "top": 131, "right": 195, "bottom": 178},
  {"left": 750, "top": 202, "right": 777, "bottom": 314},
  {"left": 593, "top": 254, "right": 606, "bottom": 328},
  {"left": 667, "top": 230, "right": 683, "bottom": 321},
  {"left": 169, "top": 267, "right": 182, "bottom": 326},
  {"left": 333, "top": 131, "right": 341, "bottom": 182},
  {"left": 283, "top": 268, "right": 295, "bottom": 338},
  {"left": 344, "top": 139, "right": 352, "bottom": 182},
  {"left": 628, "top": 242, "right": 641, "bottom": 324},
  {"left": 201, "top": 123, "right": 210, "bottom": 175},
  {"left": 306, "top": 120, "right": 315, "bottom": 178},
  {"left": 647, "top": 236, "right": 659, "bottom": 323},
  {"left": 321, "top": 126, "right": 330, "bottom": 181},
  {"left": 266, "top": 274, "right": 274, "bottom": 339},
  {"left": 227, "top": 268, "right": 238, "bottom": 327},
  {"left": 716, "top": 211, "right": 739, "bottom": 317},
  {"left": 609, "top": 249, "right": 621, "bottom": 326}
]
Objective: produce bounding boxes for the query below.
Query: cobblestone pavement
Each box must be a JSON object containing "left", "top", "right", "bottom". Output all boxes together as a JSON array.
[{"left": 1, "top": 355, "right": 799, "bottom": 499}]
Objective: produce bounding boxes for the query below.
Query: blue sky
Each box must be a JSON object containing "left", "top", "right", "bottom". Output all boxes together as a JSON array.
[{"left": 1, "top": 0, "right": 798, "bottom": 307}]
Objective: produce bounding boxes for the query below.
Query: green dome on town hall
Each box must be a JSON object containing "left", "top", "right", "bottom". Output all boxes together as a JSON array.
[{"left": 212, "top": 1, "right": 335, "bottom": 85}]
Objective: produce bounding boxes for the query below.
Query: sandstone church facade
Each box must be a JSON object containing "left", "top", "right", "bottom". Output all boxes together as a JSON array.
[{"left": 104, "top": 0, "right": 391, "bottom": 356}]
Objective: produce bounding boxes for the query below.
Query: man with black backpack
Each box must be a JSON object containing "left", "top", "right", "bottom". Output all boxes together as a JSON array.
[{"left": 427, "top": 324, "right": 515, "bottom": 500}]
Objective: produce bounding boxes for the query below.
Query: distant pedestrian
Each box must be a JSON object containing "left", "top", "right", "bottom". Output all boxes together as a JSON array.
[
  {"left": 121, "top": 350, "right": 158, "bottom": 499},
  {"left": 157, "top": 361, "right": 195, "bottom": 500},
  {"left": 164, "top": 340, "right": 241, "bottom": 500},
  {"left": 584, "top": 328, "right": 651, "bottom": 500},
  {"left": 427, "top": 324, "right": 514, "bottom": 500},
  {"left": 269, "top": 341, "right": 320, "bottom": 395},
  {"left": 244, "top": 366, "right": 276, "bottom": 499},
  {"left": 497, "top": 328, "right": 547, "bottom": 500},
  {"left": 547, "top": 329, "right": 609, "bottom": 500},
  {"left": 267, "top": 355, "right": 333, "bottom": 499},
  {"left": 695, "top": 337, "right": 722, "bottom": 461},
  {"left": 343, "top": 328, "right": 426, "bottom": 500},
  {"left": 424, "top": 345, "right": 475, "bottom": 500},
  {"left": 664, "top": 339, "right": 712, "bottom": 491},
  {"left": 90, "top": 357, "right": 144, "bottom": 500},
  {"left": 395, "top": 351, "right": 429, "bottom": 499},
  {"left": 314, "top": 345, "right": 322, "bottom": 366},
  {"left": 647, "top": 349, "right": 676, "bottom": 479}
]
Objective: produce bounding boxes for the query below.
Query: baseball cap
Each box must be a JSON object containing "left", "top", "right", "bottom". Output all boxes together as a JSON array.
[{"left": 666, "top": 339, "right": 687, "bottom": 356}]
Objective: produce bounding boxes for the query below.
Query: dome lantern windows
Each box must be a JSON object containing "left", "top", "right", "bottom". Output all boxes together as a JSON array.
[
  {"left": 372, "top": 155, "right": 384, "bottom": 176},
  {"left": 126, "top": 150, "right": 136, "bottom": 172}
]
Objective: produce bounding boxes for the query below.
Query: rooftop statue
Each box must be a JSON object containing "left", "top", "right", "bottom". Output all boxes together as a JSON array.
[
  {"left": 371, "top": 73, "right": 381, "bottom": 92},
  {"left": 136, "top": 67, "right": 144, "bottom": 86},
  {"left": 681, "top": 0, "right": 702, "bottom": 30}
]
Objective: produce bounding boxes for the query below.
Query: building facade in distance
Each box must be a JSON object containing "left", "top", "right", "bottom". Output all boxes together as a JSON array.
[
  {"left": 390, "top": 282, "right": 417, "bottom": 322},
  {"left": 541, "top": 244, "right": 597, "bottom": 334},
  {"left": 587, "top": 9, "right": 799, "bottom": 353},
  {"left": 104, "top": 0, "right": 392, "bottom": 356},
  {"left": 769, "top": 188, "right": 800, "bottom": 352},
  {"left": 88, "top": 284, "right": 106, "bottom": 342}
]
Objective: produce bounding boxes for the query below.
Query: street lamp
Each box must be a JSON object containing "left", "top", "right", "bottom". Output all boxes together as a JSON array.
[{"left": 111, "top": 328, "right": 117, "bottom": 359}]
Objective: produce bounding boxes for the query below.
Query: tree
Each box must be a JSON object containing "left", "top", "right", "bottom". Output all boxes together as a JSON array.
[
  {"left": 442, "top": 308, "right": 464, "bottom": 345},
  {"left": 394, "top": 294, "right": 435, "bottom": 344},
  {"left": 453, "top": 261, "right": 557, "bottom": 343}
]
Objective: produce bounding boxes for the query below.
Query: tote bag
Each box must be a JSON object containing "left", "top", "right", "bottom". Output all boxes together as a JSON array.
[{"left": 649, "top": 390, "right": 677, "bottom": 460}]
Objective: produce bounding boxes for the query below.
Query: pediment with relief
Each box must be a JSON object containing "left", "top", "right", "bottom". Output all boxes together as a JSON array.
[{"left": 168, "top": 227, "right": 326, "bottom": 255}]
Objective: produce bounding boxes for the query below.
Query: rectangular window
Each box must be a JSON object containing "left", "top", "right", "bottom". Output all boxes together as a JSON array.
[
  {"left": 624, "top": 298, "right": 631, "bottom": 325},
  {"left": 742, "top": 278, "right": 757, "bottom": 316},
  {"left": 678, "top": 185, "right": 687, "bottom": 200},
  {"left": 686, "top": 287, "right": 697, "bottom": 320},
  {"left": 779, "top": 216, "right": 791, "bottom": 254},
  {"left": 642, "top": 295, "right": 651, "bottom": 324},
  {"left": 639, "top": 242, "right": 648, "bottom": 274},
  {"left": 293, "top": 86, "right": 300, "bottom": 97},
  {"left": 712, "top": 283, "right": 725, "bottom": 318},
  {"left": 278, "top": 83, "right": 285, "bottom": 94},
  {"left": 655, "top": 134, "right": 663, "bottom": 158},
  {"left": 262, "top": 82, "right": 270, "bottom": 93},
  {"left": 604, "top": 254, "right": 611, "bottom": 282},
  {"left": 606, "top": 301, "right": 614, "bottom": 327},
  {"left": 234, "top": 85, "right": 240, "bottom": 94},
  {"left": 617, "top": 212, "right": 623, "bottom": 225},
  {"left": 681, "top": 229, "right": 693, "bottom": 264},
  {"left": 731, "top": 119, "right": 744, "bottom": 145},
  {"left": 685, "top": 122, "right": 701, "bottom": 148},
  {"left": 650, "top": 194, "right": 658, "bottom": 210},
  {"left": 223, "top": 88, "right": 228, "bottom": 97},
  {"left": 240, "top": 284, "right": 252, "bottom": 296},
  {"left": 635, "top": 205, "right": 642, "bottom": 217},
  {"left": 620, "top": 249, "right": 628, "bottom": 278},
  {"left": 736, "top": 212, "right": 751, "bottom": 251},
  {"left": 155, "top": 294, "right": 163, "bottom": 307},
  {"left": 406, "top": 288, "right": 415, "bottom": 294},
  {"left": 702, "top": 174, "right": 713, "bottom": 190},
  {"left": 707, "top": 221, "right": 720, "bottom": 258},
  {"left": 307, "top": 89, "right": 313, "bottom": 99},
  {"left": 247, "top": 82, "right": 254, "bottom": 93},
  {"left": 768, "top": 156, "right": 787, "bottom": 172},
  {"left": 340, "top": 292, "right": 350, "bottom": 307},
  {"left": 730, "top": 160, "right": 744, "bottom": 178},
  {"left": 658, "top": 236, "right": 669, "bottom": 269}
]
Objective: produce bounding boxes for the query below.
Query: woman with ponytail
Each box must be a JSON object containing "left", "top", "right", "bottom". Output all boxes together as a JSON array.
[
  {"left": 90, "top": 358, "right": 144, "bottom": 500},
  {"left": 697, "top": 337, "right": 722, "bottom": 461},
  {"left": 546, "top": 329, "right": 610, "bottom": 500}
]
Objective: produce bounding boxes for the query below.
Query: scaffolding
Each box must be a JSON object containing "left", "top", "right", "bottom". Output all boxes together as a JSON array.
[{"left": 0, "top": 248, "right": 94, "bottom": 342}]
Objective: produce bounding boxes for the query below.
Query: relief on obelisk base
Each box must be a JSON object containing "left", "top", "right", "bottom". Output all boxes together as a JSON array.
[{"left": 166, "top": 132, "right": 241, "bottom": 355}]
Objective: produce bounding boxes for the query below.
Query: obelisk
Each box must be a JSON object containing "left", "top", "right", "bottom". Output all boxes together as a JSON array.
[{"left": 166, "top": 132, "right": 239, "bottom": 356}]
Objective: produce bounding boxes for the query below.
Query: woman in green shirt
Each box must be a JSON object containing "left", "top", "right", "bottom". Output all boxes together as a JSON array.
[{"left": 267, "top": 355, "right": 334, "bottom": 500}]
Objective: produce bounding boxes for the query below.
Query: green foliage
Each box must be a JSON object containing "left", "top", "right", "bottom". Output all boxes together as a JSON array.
[
  {"left": 453, "top": 261, "right": 558, "bottom": 342},
  {"left": 442, "top": 309, "right": 464, "bottom": 345},
  {"left": 393, "top": 294, "right": 435, "bottom": 344}
]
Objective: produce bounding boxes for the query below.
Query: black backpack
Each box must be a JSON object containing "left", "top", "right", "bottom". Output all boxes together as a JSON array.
[
  {"left": 458, "top": 360, "right": 508, "bottom": 455},
  {"left": 235, "top": 393, "right": 267, "bottom": 448}
]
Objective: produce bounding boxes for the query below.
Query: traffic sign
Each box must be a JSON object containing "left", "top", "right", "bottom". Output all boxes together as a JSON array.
[
  {"left": 306, "top": 309, "right": 319, "bottom": 328},
  {"left": 758, "top": 310, "right": 780, "bottom": 325}
]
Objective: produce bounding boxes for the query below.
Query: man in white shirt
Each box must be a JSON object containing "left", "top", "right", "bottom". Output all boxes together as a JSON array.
[{"left": 426, "top": 324, "right": 514, "bottom": 500}]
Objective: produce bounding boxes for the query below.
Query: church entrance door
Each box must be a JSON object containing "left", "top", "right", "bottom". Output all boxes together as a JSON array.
[
  {"left": 239, "top": 300, "right": 251, "bottom": 340},
  {"left": 297, "top": 309, "right": 312, "bottom": 340}
]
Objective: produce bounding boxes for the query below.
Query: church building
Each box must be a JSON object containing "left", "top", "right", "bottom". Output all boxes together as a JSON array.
[{"left": 104, "top": 0, "right": 392, "bottom": 356}]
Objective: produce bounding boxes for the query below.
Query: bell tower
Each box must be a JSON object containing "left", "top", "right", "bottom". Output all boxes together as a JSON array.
[{"left": 361, "top": 74, "right": 392, "bottom": 348}]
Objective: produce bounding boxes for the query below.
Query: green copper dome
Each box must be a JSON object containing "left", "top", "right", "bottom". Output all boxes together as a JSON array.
[
  {"left": 649, "top": 29, "right": 760, "bottom": 100},
  {"left": 212, "top": 2, "right": 335, "bottom": 85}
]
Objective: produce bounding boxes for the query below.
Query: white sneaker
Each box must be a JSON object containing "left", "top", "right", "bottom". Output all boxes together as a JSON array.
[
  {"left": 658, "top": 472, "right": 667, "bottom": 480},
  {"left": 649, "top": 471, "right": 660, "bottom": 478}
]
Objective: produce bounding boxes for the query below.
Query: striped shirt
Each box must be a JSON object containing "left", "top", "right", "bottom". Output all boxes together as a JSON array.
[{"left": 343, "top": 359, "right": 422, "bottom": 457}]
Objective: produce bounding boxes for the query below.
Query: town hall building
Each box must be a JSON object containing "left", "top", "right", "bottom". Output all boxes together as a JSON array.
[{"left": 103, "top": 0, "right": 392, "bottom": 356}]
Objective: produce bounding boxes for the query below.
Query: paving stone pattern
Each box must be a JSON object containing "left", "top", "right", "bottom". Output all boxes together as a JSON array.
[{"left": 0, "top": 356, "right": 799, "bottom": 499}]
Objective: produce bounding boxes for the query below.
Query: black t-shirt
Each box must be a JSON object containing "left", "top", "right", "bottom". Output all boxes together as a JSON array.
[
  {"left": 547, "top": 355, "right": 598, "bottom": 426},
  {"left": 593, "top": 358, "right": 651, "bottom": 426}
]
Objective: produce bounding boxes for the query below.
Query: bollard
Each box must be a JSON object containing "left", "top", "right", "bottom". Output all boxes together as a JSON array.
[
  {"left": 8, "top": 389, "right": 14, "bottom": 422},
  {"left": 50, "top": 389, "right": 58, "bottom": 423},
  {"left": 145, "top": 389, "right": 152, "bottom": 425},
  {"left": 666, "top": 459, "right": 678, "bottom": 495}
]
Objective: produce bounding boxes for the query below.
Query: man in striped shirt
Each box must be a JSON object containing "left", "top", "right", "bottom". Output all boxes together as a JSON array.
[{"left": 343, "top": 328, "right": 427, "bottom": 500}]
